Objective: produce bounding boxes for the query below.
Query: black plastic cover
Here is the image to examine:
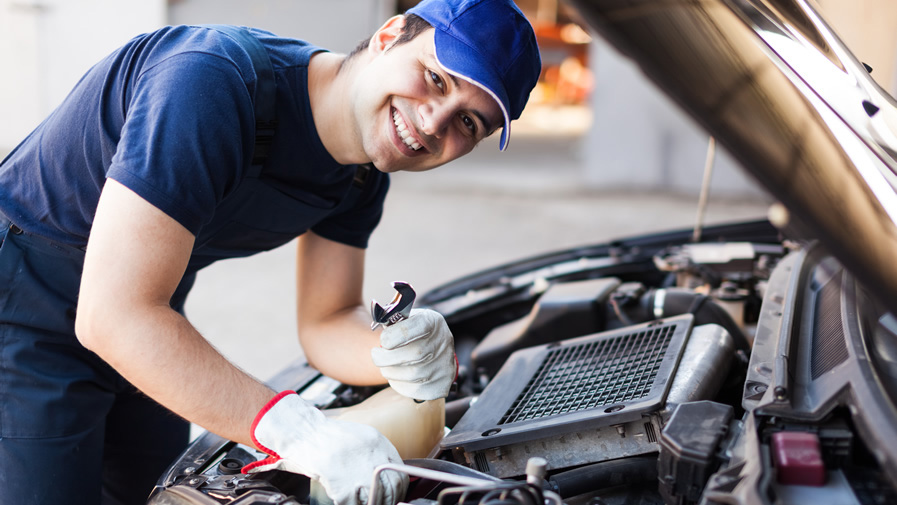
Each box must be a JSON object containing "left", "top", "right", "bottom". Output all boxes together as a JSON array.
[
  {"left": 443, "top": 315, "right": 693, "bottom": 452},
  {"left": 658, "top": 401, "right": 734, "bottom": 505}
]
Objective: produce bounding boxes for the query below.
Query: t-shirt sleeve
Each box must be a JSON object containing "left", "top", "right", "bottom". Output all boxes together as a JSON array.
[
  {"left": 106, "top": 52, "right": 255, "bottom": 235},
  {"left": 311, "top": 170, "right": 390, "bottom": 249}
]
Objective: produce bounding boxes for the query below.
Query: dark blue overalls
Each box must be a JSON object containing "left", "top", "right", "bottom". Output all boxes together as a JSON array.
[
  {"left": 0, "top": 25, "right": 377, "bottom": 505},
  {"left": 0, "top": 212, "right": 191, "bottom": 504}
]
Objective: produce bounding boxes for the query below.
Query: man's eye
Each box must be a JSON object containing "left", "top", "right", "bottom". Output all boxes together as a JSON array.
[
  {"left": 429, "top": 70, "right": 444, "bottom": 91},
  {"left": 460, "top": 114, "right": 477, "bottom": 135}
]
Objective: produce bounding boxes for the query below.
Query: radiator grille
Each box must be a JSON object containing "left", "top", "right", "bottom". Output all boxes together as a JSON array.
[
  {"left": 499, "top": 324, "right": 675, "bottom": 424},
  {"left": 811, "top": 271, "right": 848, "bottom": 380}
]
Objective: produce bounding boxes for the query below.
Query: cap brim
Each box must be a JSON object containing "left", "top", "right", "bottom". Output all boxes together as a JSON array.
[{"left": 432, "top": 30, "right": 512, "bottom": 151}]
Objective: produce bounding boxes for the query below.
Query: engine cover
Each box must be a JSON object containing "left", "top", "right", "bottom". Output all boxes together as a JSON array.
[{"left": 442, "top": 315, "right": 696, "bottom": 477}]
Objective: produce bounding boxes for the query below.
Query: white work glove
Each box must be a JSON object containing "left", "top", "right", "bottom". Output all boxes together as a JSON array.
[
  {"left": 371, "top": 308, "right": 457, "bottom": 401},
  {"left": 242, "top": 391, "right": 407, "bottom": 505}
]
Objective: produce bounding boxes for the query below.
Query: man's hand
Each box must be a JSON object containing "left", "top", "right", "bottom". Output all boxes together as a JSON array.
[
  {"left": 244, "top": 391, "right": 407, "bottom": 505},
  {"left": 370, "top": 309, "right": 456, "bottom": 400}
]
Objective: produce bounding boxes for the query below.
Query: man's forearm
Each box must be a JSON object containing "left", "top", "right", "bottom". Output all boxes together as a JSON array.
[
  {"left": 80, "top": 303, "right": 275, "bottom": 448},
  {"left": 298, "top": 304, "right": 387, "bottom": 386}
]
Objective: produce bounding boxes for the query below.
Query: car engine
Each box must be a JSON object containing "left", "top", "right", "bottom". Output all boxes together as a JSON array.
[{"left": 147, "top": 221, "right": 897, "bottom": 505}]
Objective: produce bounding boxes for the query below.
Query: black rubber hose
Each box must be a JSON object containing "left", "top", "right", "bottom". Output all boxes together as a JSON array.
[
  {"left": 445, "top": 396, "right": 476, "bottom": 428},
  {"left": 641, "top": 288, "right": 751, "bottom": 352},
  {"left": 546, "top": 456, "right": 658, "bottom": 498}
]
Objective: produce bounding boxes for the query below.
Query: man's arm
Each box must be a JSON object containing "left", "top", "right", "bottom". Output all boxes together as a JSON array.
[
  {"left": 75, "top": 179, "right": 275, "bottom": 447},
  {"left": 296, "top": 232, "right": 457, "bottom": 399},
  {"left": 294, "top": 231, "right": 386, "bottom": 385}
]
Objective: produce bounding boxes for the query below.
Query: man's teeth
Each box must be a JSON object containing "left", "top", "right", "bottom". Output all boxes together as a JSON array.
[{"left": 393, "top": 110, "right": 422, "bottom": 151}]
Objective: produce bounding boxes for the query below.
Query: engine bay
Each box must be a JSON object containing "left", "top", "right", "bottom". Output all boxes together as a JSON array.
[{"left": 147, "top": 221, "right": 897, "bottom": 505}]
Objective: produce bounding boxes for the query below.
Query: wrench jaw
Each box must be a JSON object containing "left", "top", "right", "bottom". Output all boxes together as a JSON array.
[
  {"left": 370, "top": 301, "right": 389, "bottom": 330},
  {"left": 370, "top": 281, "right": 416, "bottom": 330}
]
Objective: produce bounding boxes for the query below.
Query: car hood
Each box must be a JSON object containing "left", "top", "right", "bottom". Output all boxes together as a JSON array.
[{"left": 567, "top": 0, "right": 897, "bottom": 314}]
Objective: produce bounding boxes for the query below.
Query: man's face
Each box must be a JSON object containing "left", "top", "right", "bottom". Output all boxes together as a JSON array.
[{"left": 350, "top": 24, "right": 504, "bottom": 173}]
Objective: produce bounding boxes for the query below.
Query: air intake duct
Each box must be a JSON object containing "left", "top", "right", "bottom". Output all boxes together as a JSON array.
[{"left": 640, "top": 288, "right": 750, "bottom": 352}]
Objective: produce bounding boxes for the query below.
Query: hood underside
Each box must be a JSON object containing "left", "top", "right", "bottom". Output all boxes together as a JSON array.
[{"left": 567, "top": 0, "right": 897, "bottom": 315}]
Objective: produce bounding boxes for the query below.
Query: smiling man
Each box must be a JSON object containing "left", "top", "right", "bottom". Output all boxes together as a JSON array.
[
  {"left": 342, "top": 14, "right": 506, "bottom": 173},
  {"left": 0, "top": 0, "right": 539, "bottom": 504}
]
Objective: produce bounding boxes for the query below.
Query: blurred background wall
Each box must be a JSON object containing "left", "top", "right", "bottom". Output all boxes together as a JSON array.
[
  {"left": 0, "top": 0, "right": 166, "bottom": 153},
  {"left": 167, "top": 0, "right": 393, "bottom": 52}
]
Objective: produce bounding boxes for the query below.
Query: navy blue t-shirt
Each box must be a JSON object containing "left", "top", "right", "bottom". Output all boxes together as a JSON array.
[{"left": 0, "top": 25, "right": 389, "bottom": 275}]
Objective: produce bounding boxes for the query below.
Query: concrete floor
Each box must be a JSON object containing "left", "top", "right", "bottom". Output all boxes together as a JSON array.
[{"left": 184, "top": 129, "right": 773, "bottom": 384}]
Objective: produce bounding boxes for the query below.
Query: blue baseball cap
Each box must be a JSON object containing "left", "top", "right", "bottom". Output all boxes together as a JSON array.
[{"left": 407, "top": 0, "right": 541, "bottom": 151}]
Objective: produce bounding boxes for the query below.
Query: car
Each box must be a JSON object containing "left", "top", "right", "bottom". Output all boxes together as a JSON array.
[{"left": 146, "top": 0, "right": 897, "bottom": 504}]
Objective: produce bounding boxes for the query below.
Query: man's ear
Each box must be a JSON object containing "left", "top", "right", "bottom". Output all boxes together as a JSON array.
[{"left": 369, "top": 15, "right": 406, "bottom": 54}]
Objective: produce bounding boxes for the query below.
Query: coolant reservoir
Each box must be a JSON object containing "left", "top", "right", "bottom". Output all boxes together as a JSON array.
[{"left": 324, "top": 387, "right": 445, "bottom": 459}]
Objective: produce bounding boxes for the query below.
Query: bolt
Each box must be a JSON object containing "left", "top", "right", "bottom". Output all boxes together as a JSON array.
[
  {"left": 526, "top": 457, "right": 548, "bottom": 487},
  {"left": 774, "top": 386, "right": 787, "bottom": 401}
]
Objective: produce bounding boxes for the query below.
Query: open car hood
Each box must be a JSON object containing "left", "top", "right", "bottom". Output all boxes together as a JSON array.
[{"left": 567, "top": 0, "right": 897, "bottom": 314}]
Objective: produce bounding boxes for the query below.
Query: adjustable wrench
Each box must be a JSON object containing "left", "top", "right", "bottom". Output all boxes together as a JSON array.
[
  {"left": 370, "top": 281, "right": 416, "bottom": 330},
  {"left": 371, "top": 281, "right": 426, "bottom": 403}
]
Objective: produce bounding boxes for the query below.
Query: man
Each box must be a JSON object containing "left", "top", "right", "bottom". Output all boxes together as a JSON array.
[{"left": 0, "top": 0, "right": 540, "bottom": 504}]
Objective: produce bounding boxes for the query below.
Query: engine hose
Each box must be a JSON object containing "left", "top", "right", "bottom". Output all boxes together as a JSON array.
[
  {"left": 546, "top": 456, "right": 658, "bottom": 498},
  {"left": 641, "top": 288, "right": 751, "bottom": 353},
  {"left": 445, "top": 396, "right": 476, "bottom": 428}
]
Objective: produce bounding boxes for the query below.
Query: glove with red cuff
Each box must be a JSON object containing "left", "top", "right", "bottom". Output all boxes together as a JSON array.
[
  {"left": 371, "top": 308, "right": 457, "bottom": 401},
  {"left": 242, "top": 391, "right": 407, "bottom": 505}
]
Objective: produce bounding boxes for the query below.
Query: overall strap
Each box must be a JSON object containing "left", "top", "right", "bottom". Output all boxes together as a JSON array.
[
  {"left": 338, "top": 163, "right": 375, "bottom": 213},
  {"left": 202, "top": 25, "right": 277, "bottom": 177}
]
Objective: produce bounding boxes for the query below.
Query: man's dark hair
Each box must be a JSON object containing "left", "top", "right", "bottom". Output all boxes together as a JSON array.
[{"left": 340, "top": 14, "right": 432, "bottom": 71}]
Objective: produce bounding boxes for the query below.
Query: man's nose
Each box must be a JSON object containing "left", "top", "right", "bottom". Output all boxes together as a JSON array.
[{"left": 418, "top": 100, "right": 453, "bottom": 138}]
